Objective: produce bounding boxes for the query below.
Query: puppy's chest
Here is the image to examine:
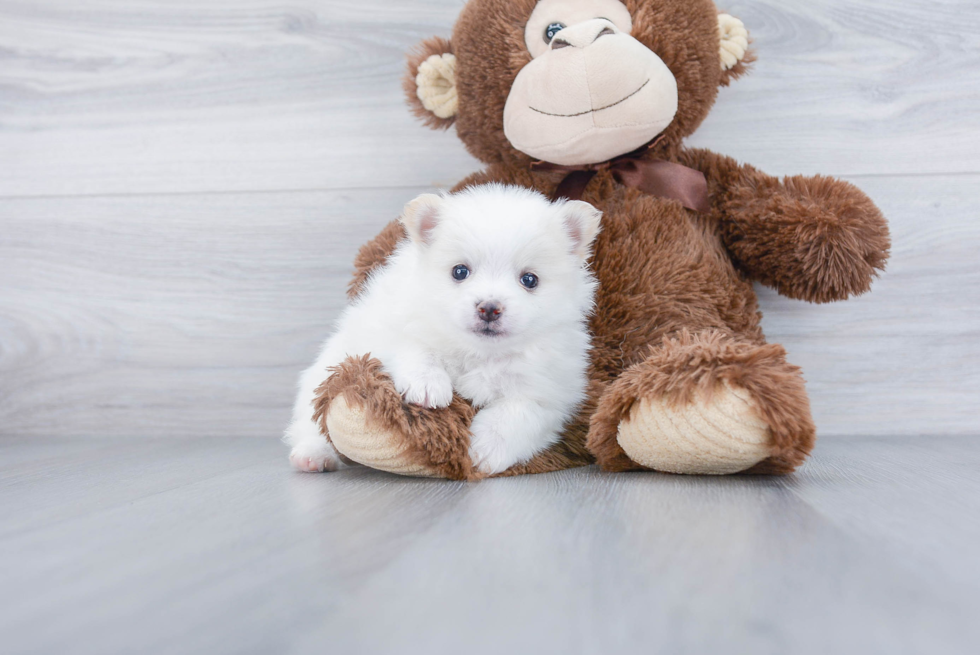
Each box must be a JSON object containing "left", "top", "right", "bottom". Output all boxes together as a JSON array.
[{"left": 444, "top": 354, "right": 527, "bottom": 408}]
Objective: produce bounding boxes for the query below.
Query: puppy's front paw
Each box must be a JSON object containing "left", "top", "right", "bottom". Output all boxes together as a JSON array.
[
  {"left": 468, "top": 420, "right": 515, "bottom": 476},
  {"left": 289, "top": 440, "right": 342, "bottom": 473},
  {"left": 393, "top": 367, "right": 454, "bottom": 409}
]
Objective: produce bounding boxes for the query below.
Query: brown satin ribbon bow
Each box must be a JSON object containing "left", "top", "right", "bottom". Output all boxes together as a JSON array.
[{"left": 530, "top": 136, "right": 711, "bottom": 212}]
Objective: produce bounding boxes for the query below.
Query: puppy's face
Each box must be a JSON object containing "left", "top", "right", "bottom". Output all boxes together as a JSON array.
[{"left": 400, "top": 185, "right": 601, "bottom": 349}]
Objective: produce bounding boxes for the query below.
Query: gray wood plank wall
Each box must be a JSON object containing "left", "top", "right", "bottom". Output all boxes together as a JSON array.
[{"left": 1, "top": 0, "right": 978, "bottom": 439}]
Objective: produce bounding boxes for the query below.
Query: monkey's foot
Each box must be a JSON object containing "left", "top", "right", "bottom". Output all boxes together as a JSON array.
[
  {"left": 617, "top": 381, "right": 770, "bottom": 475},
  {"left": 588, "top": 330, "right": 816, "bottom": 475},
  {"left": 312, "top": 355, "right": 476, "bottom": 480},
  {"left": 325, "top": 395, "right": 441, "bottom": 477}
]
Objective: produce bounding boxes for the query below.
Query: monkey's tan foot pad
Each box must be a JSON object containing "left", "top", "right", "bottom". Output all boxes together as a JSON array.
[
  {"left": 617, "top": 381, "right": 771, "bottom": 475},
  {"left": 312, "top": 355, "right": 476, "bottom": 480},
  {"left": 326, "top": 395, "right": 442, "bottom": 477}
]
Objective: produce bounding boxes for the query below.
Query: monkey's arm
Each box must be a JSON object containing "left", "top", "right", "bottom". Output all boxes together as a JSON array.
[
  {"left": 347, "top": 219, "right": 405, "bottom": 300},
  {"left": 678, "top": 147, "right": 890, "bottom": 303}
]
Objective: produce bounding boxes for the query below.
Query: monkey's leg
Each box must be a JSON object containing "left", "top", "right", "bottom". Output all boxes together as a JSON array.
[
  {"left": 587, "top": 329, "right": 815, "bottom": 475},
  {"left": 313, "top": 355, "right": 477, "bottom": 480}
]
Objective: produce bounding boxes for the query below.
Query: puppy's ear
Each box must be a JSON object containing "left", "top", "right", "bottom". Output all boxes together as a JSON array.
[
  {"left": 403, "top": 37, "right": 457, "bottom": 129},
  {"left": 558, "top": 200, "right": 602, "bottom": 259},
  {"left": 400, "top": 194, "right": 444, "bottom": 245}
]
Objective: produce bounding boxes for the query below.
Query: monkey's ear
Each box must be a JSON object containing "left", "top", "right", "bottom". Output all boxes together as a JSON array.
[
  {"left": 717, "top": 13, "right": 754, "bottom": 86},
  {"left": 403, "top": 37, "right": 458, "bottom": 129},
  {"left": 400, "top": 193, "right": 444, "bottom": 245}
]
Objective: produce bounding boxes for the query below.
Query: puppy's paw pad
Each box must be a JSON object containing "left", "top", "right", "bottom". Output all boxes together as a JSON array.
[
  {"left": 289, "top": 442, "right": 340, "bottom": 473},
  {"left": 397, "top": 368, "right": 454, "bottom": 409}
]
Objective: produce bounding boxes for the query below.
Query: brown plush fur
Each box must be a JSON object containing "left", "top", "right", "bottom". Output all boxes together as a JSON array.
[{"left": 327, "top": 0, "right": 890, "bottom": 477}]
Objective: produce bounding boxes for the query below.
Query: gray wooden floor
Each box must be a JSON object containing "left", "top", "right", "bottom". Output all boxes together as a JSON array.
[
  {"left": 2, "top": 1, "right": 980, "bottom": 653},
  {"left": 1, "top": 436, "right": 979, "bottom": 655}
]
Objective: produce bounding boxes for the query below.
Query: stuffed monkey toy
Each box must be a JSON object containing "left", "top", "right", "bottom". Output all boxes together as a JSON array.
[{"left": 311, "top": 0, "right": 890, "bottom": 479}]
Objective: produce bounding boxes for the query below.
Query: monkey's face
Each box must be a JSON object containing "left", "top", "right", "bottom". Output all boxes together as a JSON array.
[
  {"left": 503, "top": 0, "right": 678, "bottom": 166},
  {"left": 406, "top": 0, "right": 751, "bottom": 167}
]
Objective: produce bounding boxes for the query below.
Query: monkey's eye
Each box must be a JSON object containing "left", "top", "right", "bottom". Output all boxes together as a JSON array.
[
  {"left": 544, "top": 22, "right": 565, "bottom": 44},
  {"left": 452, "top": 265, "right": 470, "bottom": 281},
  {"left": 520, "top": 272, "right": 539, "bottom": 289}
]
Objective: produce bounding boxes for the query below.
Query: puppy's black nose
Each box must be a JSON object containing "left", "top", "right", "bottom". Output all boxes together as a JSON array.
[{"left": 477, "top": 301, "right": 503, "bottom": 323}]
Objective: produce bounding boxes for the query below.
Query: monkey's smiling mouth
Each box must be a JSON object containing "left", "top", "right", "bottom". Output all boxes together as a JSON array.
[{"left": 528, "top": 79, "right": 650, "bottom": 118}]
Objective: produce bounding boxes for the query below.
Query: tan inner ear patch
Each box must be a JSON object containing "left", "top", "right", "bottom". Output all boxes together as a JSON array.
[
  {"left": 416, "top": 53, "right": 458, "bottom": 119},
  {"left": 717, "top": 14, "right": 749, "bottom": 71}
]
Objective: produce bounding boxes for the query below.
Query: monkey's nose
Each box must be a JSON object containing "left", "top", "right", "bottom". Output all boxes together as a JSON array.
[
  {"left": 551, "top": 19, "right": 618, "bottom": 50},
  {"left": 477, "top": 301, "right": 503, "bottom": 323}
]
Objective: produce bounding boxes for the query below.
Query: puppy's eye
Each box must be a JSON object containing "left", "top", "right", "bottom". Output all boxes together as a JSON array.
[
  {"left": 520, "top": 272, "right": 539, "bottom": 289},
  {"left": 544, "top": 22, "right": 565, "bottom": 44},
  {"left": 452, "top": 264, "right": 470, "bottom": 281}
]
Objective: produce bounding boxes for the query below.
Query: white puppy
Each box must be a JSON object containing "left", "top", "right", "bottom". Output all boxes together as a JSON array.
[{"left": 285, "top": 184, "right": 601, "bottom": 475}]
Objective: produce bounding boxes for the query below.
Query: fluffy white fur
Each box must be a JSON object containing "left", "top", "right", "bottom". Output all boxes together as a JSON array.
[{"left": 285, "top": 184, "right": 601, "bottom": 475}]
